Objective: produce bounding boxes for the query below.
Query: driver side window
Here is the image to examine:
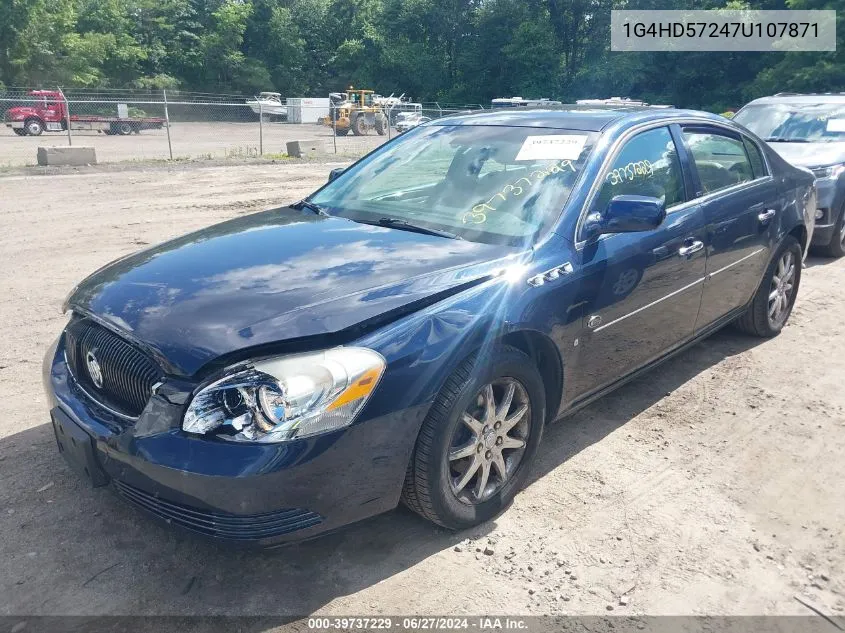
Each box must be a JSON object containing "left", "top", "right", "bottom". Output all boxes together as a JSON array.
[{"left": 593, "top": 126, "right": 686, "bottom": 215}]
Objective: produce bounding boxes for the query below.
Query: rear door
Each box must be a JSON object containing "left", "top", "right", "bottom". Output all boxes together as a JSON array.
[
  {"left": 679, "top": 126, "right": 779, "bottom": 330},
  {"left": 569, "top": 124, "right": 708, "bottom": 399}
]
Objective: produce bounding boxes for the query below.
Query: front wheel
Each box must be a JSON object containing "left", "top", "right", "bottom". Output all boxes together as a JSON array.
[
  {"left": 816, "top": 205, "right": 845, "bottom": 258},
  {"left": 734, "top": 236, "right": 802, "bottom": 337},
  {"left": 24, "top": 119, "right": 43, "bottom": 136},
  {"left": 402, "top": 345, "right": 545, "bottom": 529}
]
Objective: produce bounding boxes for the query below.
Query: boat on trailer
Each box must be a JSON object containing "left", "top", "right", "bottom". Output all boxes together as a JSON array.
[{"left": 247, "top": 92, "right": 287, "bottom": 117}]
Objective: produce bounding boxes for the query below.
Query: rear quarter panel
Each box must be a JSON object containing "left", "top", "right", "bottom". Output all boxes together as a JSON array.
[{"left": 763, "top": 143, "right": 815, "bottom": 255}]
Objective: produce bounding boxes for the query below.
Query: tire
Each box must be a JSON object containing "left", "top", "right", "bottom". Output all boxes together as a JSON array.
[
  {"left": 13, "top": 128, "right": 27, "bottom": 136},
  {"left": 351, "top": 115, "right": 366, "bottom": 136},
  {"left": 116, "top": 122, "right": 132, "bottom": 136},
  {"left": 335, "top": 127, "right": 349, "bottom": 136},
  {"left": 816, "top": 204, "right": 845, "bottom": 258},
  {"left": 24, "top": 119, "right": 43, "bottom": 136},
  {"left": 734, "top": 235, "right": 802, "bottom": 337},
  {"left": 402, "top": 345, "right": 545, "bottom": 530},
  {"left": 374, "top": 113, "right": 386, "bottom": 135}
]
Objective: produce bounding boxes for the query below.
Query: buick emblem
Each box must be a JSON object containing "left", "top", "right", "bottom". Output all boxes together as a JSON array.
[{"left": 86, "top": 350, "right": 104, "bottom": 389}]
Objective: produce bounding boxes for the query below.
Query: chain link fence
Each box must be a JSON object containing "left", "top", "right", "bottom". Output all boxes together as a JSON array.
[{"left": 0, "top": 87, "right": 486, "bottom": 167}]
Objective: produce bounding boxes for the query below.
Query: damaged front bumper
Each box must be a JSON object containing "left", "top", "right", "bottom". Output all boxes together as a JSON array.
[{"left": 43, "top": 334, "right": 425, "bottom": 546}]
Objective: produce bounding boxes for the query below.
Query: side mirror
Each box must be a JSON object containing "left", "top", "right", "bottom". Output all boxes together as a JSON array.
[
  {"left": 328, "top": 167, "right": 345, "bottom": 183},
  {"left": 582, "top": 195, "right": 666, "bottom": 240}
]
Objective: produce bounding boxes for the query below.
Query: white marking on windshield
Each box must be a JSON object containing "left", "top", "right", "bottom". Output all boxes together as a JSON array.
[
  {"left": 826, "top": 118, "right": 845, "bottom": 132},
  {"left": 515, "top": 134, "right": 589, "bottom": 161}
]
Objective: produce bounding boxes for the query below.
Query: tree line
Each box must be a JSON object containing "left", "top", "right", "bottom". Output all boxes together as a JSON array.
[{"left": 1, "top": 0, "right": 841, "bottom": 111}]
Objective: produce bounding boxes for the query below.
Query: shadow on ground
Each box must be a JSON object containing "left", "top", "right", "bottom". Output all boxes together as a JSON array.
[
  {"left": 804, "top": 254, "right": 839, "bottom": 269},
  {"left": 0, "top": 328, "right": 761, "bottom": 621}
]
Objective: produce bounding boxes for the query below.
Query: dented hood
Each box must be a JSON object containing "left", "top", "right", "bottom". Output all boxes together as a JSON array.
[{"left": 67, "top": 208, "right": 516, "bottom": 376}]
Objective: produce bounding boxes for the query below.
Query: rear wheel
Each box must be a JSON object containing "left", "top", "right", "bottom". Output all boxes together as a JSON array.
[
  {"left": 24, "top": 119, "right": 43, "bottom": 136},
  {"left": 816, "top": 205, "right": 845, "bottom": 258},
  {"left": 374, "top": 113, "right": 386, "bottom": 135},
  {"left": 351, "top": 115, "right": 366, "bottom": 136},
  {"left": 734, "top": 236, "right": 802, "bottom": 337},
  {"left": 402, "top": 345, "right": 545, "bottom": 529},
  {"left": 115, "top": 122, "right": 133, "bottom": 136}
]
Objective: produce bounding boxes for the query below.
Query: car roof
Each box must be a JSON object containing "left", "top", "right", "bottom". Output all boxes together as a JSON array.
[
  {"left": 745, "top": 93, "right": 845, "bottom": 106},
  {"left": 428, "top": 107, "right": 728, "bottom": 132}
]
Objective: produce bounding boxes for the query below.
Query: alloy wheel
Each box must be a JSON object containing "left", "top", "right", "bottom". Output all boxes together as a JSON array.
[
  {"left": 448, "top": 378, "right": 531, "bottom": 505},
  {"left": 768, "top": 250, "right": 796, "bottom": 327}
]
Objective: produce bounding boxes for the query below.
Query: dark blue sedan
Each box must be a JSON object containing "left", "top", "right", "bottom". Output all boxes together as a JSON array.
[{"left": 44, "top": 107, "right": 815, "bottom": 544}]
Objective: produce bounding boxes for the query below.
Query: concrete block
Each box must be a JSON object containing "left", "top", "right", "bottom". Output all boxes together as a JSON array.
[
  {"left": 285, "top": 139, "right": 323, "bottom": 158},
  {"left": 37, "top": 146, "right": 97, "bottom": 166}
]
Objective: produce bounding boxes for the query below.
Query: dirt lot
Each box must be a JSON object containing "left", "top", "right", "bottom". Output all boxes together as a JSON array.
[
  {"left": 0, "top": 121, "right": 387, "bottom": 166},
  {"left": 0, "top": 161, "right": 843, "bottom": 623}
]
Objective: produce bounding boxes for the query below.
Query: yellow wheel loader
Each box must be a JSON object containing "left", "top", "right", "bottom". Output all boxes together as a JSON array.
[{"left": 319, "top": 88, "right": 388, "bottom": 136}]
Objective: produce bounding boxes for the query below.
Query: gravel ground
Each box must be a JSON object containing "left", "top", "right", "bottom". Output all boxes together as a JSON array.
[
  {"left": 0, "top": 121, "right": 387, "bottom": 166},
  {"left": 0, "top": 161, "right": 843, "bottom": 623}
]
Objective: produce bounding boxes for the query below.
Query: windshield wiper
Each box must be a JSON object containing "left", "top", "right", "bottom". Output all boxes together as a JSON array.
[
  {"left": 376, "top": 217, "right": 462, "bottom": 240},
  {"left": 764, "top": 137, "right": 812, "bottom": 143},
  {"left": 292, "top": 199, "right": 330, "bottom": 216}
]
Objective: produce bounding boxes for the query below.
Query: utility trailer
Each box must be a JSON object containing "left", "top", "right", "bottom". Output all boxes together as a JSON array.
[{"left": 5, "top": 90, "right": 165, "bottom": 137}]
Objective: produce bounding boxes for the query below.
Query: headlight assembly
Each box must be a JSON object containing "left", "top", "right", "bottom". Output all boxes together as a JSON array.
[
  {"left": 811, "top": 164, "right": 845, "bottom": 180},
  {"left": 183, "top": 347, "right": 386, "bottom": 442}
]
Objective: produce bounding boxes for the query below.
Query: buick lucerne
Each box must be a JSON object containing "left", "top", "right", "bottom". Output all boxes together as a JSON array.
[{"left": 45, "top": 108, "right": 814, "bottom": 544}]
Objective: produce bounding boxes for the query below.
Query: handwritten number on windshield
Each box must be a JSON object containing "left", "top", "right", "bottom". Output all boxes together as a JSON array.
[{"left": 463, "top": 160, "right": 576, "bottom": 225}]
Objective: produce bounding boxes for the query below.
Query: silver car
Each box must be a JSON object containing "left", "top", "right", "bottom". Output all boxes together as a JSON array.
[
  {"left": 395, "top": 113, "right": 431, "bottom": 133},
  {"left": 735, "top": 94, "right": 845, "bottom": 257}
]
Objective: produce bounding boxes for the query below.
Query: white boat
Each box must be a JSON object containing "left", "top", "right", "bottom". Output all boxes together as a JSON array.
[
  {"left": 247, "top": 92, "right": 287, "bottom": 117},
  {"left": 373, "top": 93, "right": 406, "bottom": 107}
]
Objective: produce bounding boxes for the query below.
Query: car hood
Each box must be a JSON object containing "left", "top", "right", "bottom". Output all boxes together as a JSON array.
[
  {"left": 768, "top": 141, "right": 845, "bottom": 168},
  {"left": 67, "top": 207, "right": 518, "bottom": 376}
]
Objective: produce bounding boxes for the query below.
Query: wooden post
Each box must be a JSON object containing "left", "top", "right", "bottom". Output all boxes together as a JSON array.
[
  {"left": 163, "top": 89, "right": 173, "bottom": 160},
  {"left": 59, "top": 87, "right": 72, "bottom": 146},
  {"left": 259, "top": 100, "right": 264, "bottom": 156}
]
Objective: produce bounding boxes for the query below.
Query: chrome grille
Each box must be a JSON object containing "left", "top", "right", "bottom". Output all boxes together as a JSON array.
[
  {"left": 64, "top": 318, "right": 161, "bottom": 418},
  {"left": 114, "top": 481, "right": 323, "bottom": 540}
]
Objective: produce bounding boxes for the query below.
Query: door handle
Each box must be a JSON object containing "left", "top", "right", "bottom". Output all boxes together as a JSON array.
[
  {"left": 758, "top": 209, "right": 776, "bottom": 223},
  {"left": 678, "top": 240, "right": 704, "bottom": 258}
]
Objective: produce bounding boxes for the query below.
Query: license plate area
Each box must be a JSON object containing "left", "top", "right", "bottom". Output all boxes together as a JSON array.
[
  {"left": 46, "top": 122, "right": 63, "bottom": 131},
  {"left": 51, "top": 408, "right": 109, "bottom": 487}
]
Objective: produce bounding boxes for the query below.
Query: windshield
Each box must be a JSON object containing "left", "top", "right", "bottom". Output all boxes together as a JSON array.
[
  {"left": 735, "top": 103, "right": 845, "bottom": 142},
  {"left": 310, "top": 124, "right": 598, "bottom": 245}
]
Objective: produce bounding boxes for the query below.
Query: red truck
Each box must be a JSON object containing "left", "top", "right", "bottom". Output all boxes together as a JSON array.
[{"left": 5, "top": 90, "right": 166, "bottom": 136}]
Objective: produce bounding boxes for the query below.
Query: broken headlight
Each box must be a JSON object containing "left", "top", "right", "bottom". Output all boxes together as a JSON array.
[{"left": 183, "top": 347, "right": 385, "bottom": 442}]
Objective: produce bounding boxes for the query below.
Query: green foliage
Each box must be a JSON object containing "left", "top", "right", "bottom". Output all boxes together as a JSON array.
[{"left": 1, "top": 0, "right": 842, "bottom": 111}]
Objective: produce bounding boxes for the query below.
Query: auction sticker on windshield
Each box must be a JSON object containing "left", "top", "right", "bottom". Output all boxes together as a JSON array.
[
  {"left": 516, "top": 134, "right": 589, "bottom": 161},
  {"left": 826, "top": 119, "right": 845, "bottom": 133}
]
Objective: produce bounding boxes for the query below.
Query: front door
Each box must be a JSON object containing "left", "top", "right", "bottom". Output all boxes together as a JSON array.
[
  {"left": 570, "top": 125, "right": 707, "bottom": 400},
  {"left": 679, "top": 126, "right": 780, "bottom": 330}
]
